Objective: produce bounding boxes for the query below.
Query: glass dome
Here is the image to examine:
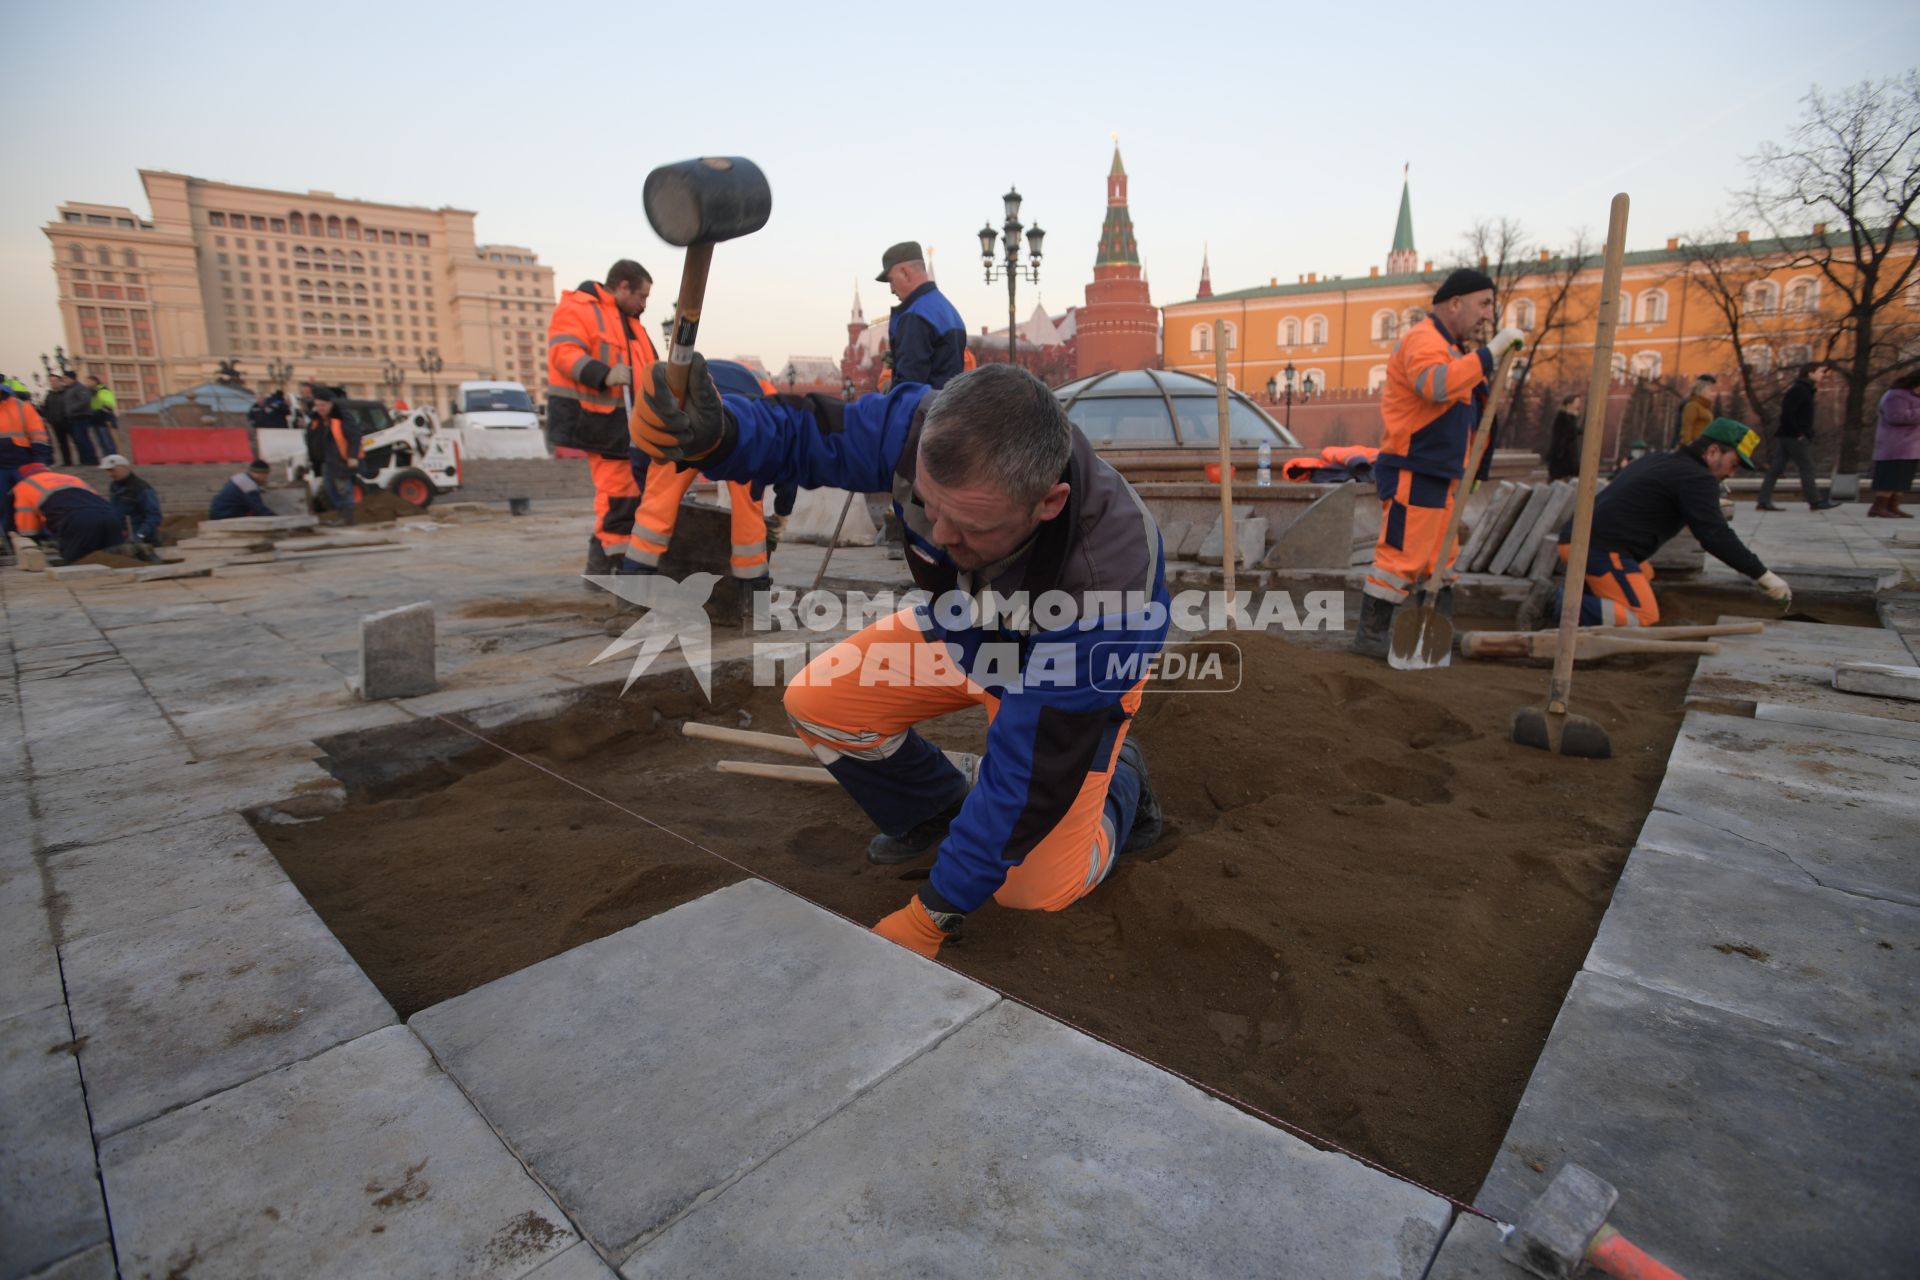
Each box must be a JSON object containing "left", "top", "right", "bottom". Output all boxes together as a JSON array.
[{"left": 1054, "top": 369, "right": 1301, "bottom": 449}]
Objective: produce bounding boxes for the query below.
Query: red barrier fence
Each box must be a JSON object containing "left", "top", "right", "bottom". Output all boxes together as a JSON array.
[{"left": 128, "top": 427, "right": 253, "bottom": 465}]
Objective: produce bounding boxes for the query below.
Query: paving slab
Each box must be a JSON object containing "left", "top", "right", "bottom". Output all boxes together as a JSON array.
[
  {"left": 1653, "top": 711, "right": 1920, "bottom": 904},
  {"left": 46, "top": 811, "right": 295, "bottom": 945},
  {"left": 0, "top": 862, "right": 61, "bottom": 1024},
  {"left": 1752, "top": 700, "right": 1920, "bottom": 742},
  {"left": 101, "top": 1025, "right": 579, "bottom": 1280},
  {"left": 1834, "top": 659, "right": 1920, "bottom": 700},
  {"left": 61, "top": 878, "right": 394, "bottom": 1138},
  {"left": 628, "top": 1001, "right": 1449, "bottom": 1279},
  {"left": 0, "top": 1005, "right": 110, "bottom": 1278},
  {"left": 523, "top": 1243, "right": 619, "bottom": 1280},
  {"left": 1586, "top": 846, "right": 1920, "bottom": 1071},
  {"left": 1477, "top": 971, "right": 1920, "bottom": 1280},
  {"left": 20, "top": 1244, "right": 116, "bottom": 1280},
  {"left": 31, "top": 747, "right": 335, "bottom": 850},
  {"left": 1422, "top": 1211, "right": 1519, "bottom": 1280},
  {"left": 411, "top": 880, "right": 1000, "bottom": 1260}
]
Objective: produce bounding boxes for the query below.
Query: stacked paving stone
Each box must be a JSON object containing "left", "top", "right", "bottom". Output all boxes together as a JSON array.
[{"left": 1456, "top": 480, "right": 1578, "bottom": 581}]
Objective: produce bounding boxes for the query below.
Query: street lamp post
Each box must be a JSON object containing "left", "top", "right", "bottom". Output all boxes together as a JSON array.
[
  {"left": 417, "top": 348, "right": 443, "bottom": 412},
  {"left": 266, "top": 357, "right": 294, "bottom": 393},
  {"left": 381, "top": 359, "right": 404, "bottom": 404},
  {"left": 980, "top": 187, "right": 1043, "bottom": 369},
  {"left": 1282, "top": 362, "right": 1297, "bottom": 436}
]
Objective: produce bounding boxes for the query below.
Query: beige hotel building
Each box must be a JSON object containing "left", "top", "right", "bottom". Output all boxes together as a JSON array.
[{"left": 43, "top": 170, "right": 555, "bottom": 409}]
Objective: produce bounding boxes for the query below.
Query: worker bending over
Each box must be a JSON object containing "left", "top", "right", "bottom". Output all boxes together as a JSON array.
[
  {"left": 546, "top": 260, "right": 658, "bottom": 579},
  {"left": 1, "top": 383, "right": 52, "bottom": 555},
  {"left": 1520, "top": 418, "right": 1792, "bottom": 628},
  {"left": 634, "top": 358, "right": 1168, "bottom": 958},
  {"left": 1355, "top": 268, "right": 1523, "bottom": 657},
  {"left": 10, "top": 463, "right": 145, "bottom": 563}
]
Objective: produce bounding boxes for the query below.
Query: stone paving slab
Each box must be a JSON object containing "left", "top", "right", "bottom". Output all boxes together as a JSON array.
[
  {"left": 0, "top": 862, "right": 61, "bottom": 1025},
  {"left": 1422, "top": 1211, "right": 1515, "bottom": 1280},
  {"left": 62, "top": 878, "right": 394, "bottom": 1139},
  {"left": 523, "top": 1243, "right": 619, "bottom": 1280},
  {"left": 1586, "top": 846, "right": 1920, "bottom": 1071},
  {"left": 1753, "top": 700, "right": 1920, "bottom": 742},
  {"left": 31, "top": 747, "right": 336, "bottom": 851},
  {"left": 0, "top": 1005, "right": 110, "bottom": 1279},
  {"left": 47, "top": 812, "right": 293, "bottom": 945},
  {"left": 1654, "top": 711, "right": 1920, "bottom": 904},
  {"left": 101, "top": 1026, "right": 580, "bottom": 1280},
  {"left": 19, "top": 1244, "right": 116, "bottom": 1280},
  {"left": 1477, "top": 971, "right": 1920, "bottom": 1280},
  {"left": 411, "top": 880, "right": 1000, "bottom": 1261},
  {"left": 628, "top": 1001, "right": 1449, "bottom": 1279}
]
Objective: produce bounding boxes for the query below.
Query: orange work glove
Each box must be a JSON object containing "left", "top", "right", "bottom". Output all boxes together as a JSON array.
[
  {"left": 632, "top": 351, "right": 731, "bottom": 464},
  {"left": 872, "top": 897, "right": 958, "bottom": 959}
]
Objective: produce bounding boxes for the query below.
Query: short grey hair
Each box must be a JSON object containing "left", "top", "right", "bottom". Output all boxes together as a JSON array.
[{"left": 918, "top": 364, "right": 1072, "bottom": 506}]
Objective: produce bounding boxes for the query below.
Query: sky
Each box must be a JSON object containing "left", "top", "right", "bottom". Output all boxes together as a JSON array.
[{"left": 2, "top": 1, "right": 1914, "bottom": 388}]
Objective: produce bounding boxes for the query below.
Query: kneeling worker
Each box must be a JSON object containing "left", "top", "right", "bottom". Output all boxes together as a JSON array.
[
  {"left": 210, "top": 460, "right": 275, "bottom": 519},
  {"left": 1523, "top": 418, "right": 1792, "bottom": 627},
  {"left": 633, "top": 358, "right": 1168, "bottom": 958},
  {"left": 11, "top": 463, "right": 142, "bottom": 562}
]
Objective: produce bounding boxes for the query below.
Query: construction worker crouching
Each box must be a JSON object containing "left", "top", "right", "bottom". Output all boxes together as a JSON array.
[
  {"left": 10, "top": 463, "right": 148, "bottom": 563},
  {"left": 633, "top": 357, "right": 1168, "bottom": 959},
  {"left": 1355, "top": 268, "right": 1524, "bottom": 657},
  {"left": 1520, "top": 418, "right": 1792, "bottom": 628},
  {"left": 546, "top": 260, "right": 658, "bottom": 582},
  {"left": 2, "top": 381, "right": 53, "bottom": 557}
]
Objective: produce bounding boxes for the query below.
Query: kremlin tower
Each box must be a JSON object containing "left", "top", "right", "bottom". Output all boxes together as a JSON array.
[
  {"left": 1075, "top": 141, "right": 1160, "bottom": 378},
  {"left": 1387, "top": 166, "right": 1418, "bottom": 275}
]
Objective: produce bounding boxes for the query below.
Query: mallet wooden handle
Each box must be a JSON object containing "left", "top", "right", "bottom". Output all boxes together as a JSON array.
[
  {"left": 682, "top": 722, "right": 814, "bottom": 759},
  {"left": 716, "top": 759, "right": 834, "bottom": 784},
  {"left": 1213, "top": 323, "right": 1237, "bottom": 611},
  {"left": 1415, "top": 345, "right": 1521, "bottom": 598},
  {"left": 665, "top": 243, "right": 715, "bottom": 401},
  {"left": 1592, "top": 622, "right": 1762, "bottom": 640}
]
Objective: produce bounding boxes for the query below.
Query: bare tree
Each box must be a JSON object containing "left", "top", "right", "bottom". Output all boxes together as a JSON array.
[
  {"left": 1675, "top": 229, "right": 1810, "bottom": 432},
  {"left": 1456, "top": 221, "right": 1595, "bottom": 447},
  {"left": 1738, "top": 72, "right": 1920, "bottom": 474}
]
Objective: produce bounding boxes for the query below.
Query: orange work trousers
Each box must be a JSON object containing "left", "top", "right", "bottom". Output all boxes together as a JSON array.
[
  {"left": 783, "top": 607, "right": 1144, "bottom": 913},
  {"left": 1365, "top": 469, "right": 1460, "bottom": 604},
  {"left": 1558, "top": 544, "right": 1658, "bottom": 626},
  {"left": 589, "top": 455, "right": 641, "bottom": 556},
  {"left": 627, "top": 462, "right": 769, "bottom": 578}
]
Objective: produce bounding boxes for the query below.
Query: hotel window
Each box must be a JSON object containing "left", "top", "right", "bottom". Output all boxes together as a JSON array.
[
  {"left": 271, "top": 218, "right": 286, "bottom": 233},
  {"left": 68, "top": 245, "right": 84, "bottom": 264},
  {"left": 96, "top": 247, "right": 112, "bottom": 265},
  {"left": 417, "top": 234, "right": 429, "bottom": 247},
  {"left": 209, "top": 212, "right": 226, "bottom": 226},
  {"left": 229, "top": 214, "right": 246, "bottom": 227},
  {"left": 250, "top": 216, "right": 266, "bottom": 230}
]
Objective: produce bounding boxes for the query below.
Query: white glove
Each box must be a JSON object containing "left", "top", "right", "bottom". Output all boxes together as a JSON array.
[
  {"left": 603, "top": 364, "right": 633, "bottom": 388},
  {"left": 1757, "top": 570, "right": 1792, "bottom": 606},
  {"left": 1487, "top": 327, "right": 1525, "bottom": 357}
]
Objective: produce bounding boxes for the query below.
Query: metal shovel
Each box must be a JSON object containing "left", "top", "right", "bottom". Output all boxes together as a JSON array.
[{"left": 1387, "top": 346, "right": 1523, "bottom": 670}]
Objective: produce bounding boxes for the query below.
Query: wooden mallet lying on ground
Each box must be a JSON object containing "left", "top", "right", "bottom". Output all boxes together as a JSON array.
[
  {"left": 1460, "top": 622, "right": 1762, "bottom": 661},
  {"left": 1502, "top": 1163, "right": 1686, "bottom": 1280}
]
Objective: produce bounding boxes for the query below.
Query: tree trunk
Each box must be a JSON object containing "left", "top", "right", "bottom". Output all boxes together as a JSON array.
[{"left": 1837, "top": 309, "right": 1874, "bottom": 477}]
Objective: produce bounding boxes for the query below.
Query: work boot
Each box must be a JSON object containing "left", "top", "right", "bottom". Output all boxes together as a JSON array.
[
  {"left": 583, "top": 537, "right": 614, "bottom": 589},
  {"left": 1351, "top": 594, "right": 1394, "bottom": 658},
  {"left": 867, "top": 799, "right": 965, "bottom": 866},
  {"left": 1514, "top": 577, "right": 1558, "bottom": 631},
  {"left": 1810, "top": 499, "right": 1839, "bottom": 511},
  {"left": 1116, "top": 738, "right": 1163, "bottom": 855}
]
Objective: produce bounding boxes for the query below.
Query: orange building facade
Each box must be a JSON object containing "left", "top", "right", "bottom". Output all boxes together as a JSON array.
[{"left": 1163, "top": 182, "right": 1918, "bottom": 408}]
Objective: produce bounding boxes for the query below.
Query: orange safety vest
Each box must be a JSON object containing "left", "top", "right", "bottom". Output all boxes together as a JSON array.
[
  {"left": 547, "top": 282, "right": 657, "bottom": 415},
  {"left": 12, "top": 470, "right": 96, "bottom": 538},
  {"left": 1379, "top": 314, "right": 1489, "bottom": 478},
  {"left": 2, "top": 397, "right": 51, "bottom": 454},
  {"left": 330, "top": 417, "right": 359, "bottom": 465}
]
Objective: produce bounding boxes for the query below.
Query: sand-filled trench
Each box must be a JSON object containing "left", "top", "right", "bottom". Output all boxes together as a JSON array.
[{"left": 258, "top": 615, "right": 1758, "bottom": 1198}]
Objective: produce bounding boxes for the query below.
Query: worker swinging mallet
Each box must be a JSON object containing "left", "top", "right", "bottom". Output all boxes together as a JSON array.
[{"left": 640, "top": 157, "right": 774, "bottom": 408}]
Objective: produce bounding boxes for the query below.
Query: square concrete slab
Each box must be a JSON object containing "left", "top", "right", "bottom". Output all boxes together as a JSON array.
[
  {"left": 1654, "top": 712, "right": 1920, "bottom": 904},
  {"left": 411, "top": 880, "right": 999, "bottom": 1260},
  {"left": 1478, "top": 971, "right": 1920, "bottom": 1280},
  {"left": 46, "top": 811, "right": 296, "bottom": 945},
  {"left": 101, "top": 1026, "right": 579, "bottom": 1280},
  {"left": 1753, "top": 701, "right": 1920, "bottom": 743},
  {"left": 0, "top": 1005, "right": 110, "bottom": 1278},
  {"left": 523, "top": 1242, "right": 619, "bottom": 1280},
  {"left": 1423, "top": 1211, "right": 1519, "bottom": 1280},
  {"left": 61, "top": 879, "right": 394, "bottom": 1138},
  {"left": 19, "top": 1243, "right": 117, "bottom": 1280},
  {"left": 32, "top": 747, "right": 336, "bottom": 851},
  {"left": 628, "top": 1000, "right": 1449, "bottom": 1278},
  {"left": 0, "top": 863, "right": 61, "bottom": 1024},
  {"left": 360, "top": 600, "right": 438, "bottom": 699},
  {"left": 1587, "top": 847, "right": 1920, "bottom": 1071}
]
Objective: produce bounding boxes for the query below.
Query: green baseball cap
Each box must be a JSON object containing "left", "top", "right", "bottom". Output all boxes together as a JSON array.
[
  {"left": 876, "top": 241, "right": 923, "bottom": 281},
  {"left": 1700, "top": 417, "right": 1760, "bottom": 469}
]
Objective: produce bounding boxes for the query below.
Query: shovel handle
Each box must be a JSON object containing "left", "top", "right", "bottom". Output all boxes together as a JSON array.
[
  {"left": 1416, "top": 345, "right": 1520, "bottom": 597},
  {"left": 1549, "top": 192, "right": 1631, "bottom": 715}
]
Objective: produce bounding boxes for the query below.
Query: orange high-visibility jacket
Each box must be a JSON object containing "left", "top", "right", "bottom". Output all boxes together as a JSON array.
[
  {"left": 546, "top": 281, "right": 657, "bottom": 457},
  {"left": 1281, "top": 444, "right": 1378, "bottom": 483},
  {"left": 1378, "top": 314, "right": 1492, "bottom": 480},
  {"left": 1, "top": 397, "right": 52, "bottom": 467},
  {"left": 12, "top": 470, "right": 97, "bottom": 538}
]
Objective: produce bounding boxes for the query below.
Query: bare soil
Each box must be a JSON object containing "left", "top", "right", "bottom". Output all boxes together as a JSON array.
[{"left": 259, "top": 625, "right": 1725, "bottom": 1199}]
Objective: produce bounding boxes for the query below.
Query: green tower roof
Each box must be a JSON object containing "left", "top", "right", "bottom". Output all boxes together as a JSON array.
[
  {"left": 1391, "top": 174, "right": 1415, "bottom": 255},
  {"left": 1095, "top": 143, "right": 1138, "bottom": 266}
]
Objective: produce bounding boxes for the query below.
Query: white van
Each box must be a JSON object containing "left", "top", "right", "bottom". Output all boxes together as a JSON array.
[{"left": 449, "top": 380, "right": 548, "bottom": 459}]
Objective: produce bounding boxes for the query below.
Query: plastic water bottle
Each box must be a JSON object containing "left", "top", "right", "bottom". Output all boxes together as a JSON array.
[{"left": 1257, "top": 441, "right": 1273, "bottom": 487}]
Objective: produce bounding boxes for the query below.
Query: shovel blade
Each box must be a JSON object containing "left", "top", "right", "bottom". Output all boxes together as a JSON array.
[
  {"left": 1510, "top": 706, "right": 1613, "bottom": 759},
  {"left": 1387, "top": 601, "right": 1453, "bottom": 670}
]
